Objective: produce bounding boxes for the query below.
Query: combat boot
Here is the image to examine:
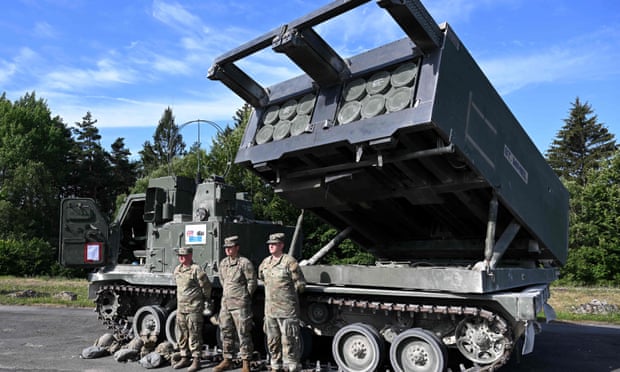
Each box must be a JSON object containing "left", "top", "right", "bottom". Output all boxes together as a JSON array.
[
  {"left": 213, "top": 358, "right": 232, "bottom": 372},
  {"left": 241, "top": 359, "right": 251, "bottom": 372},
  {"left": 173, "top": 357, "right": 191, "bottom": 369},
  {"left": 187, "top": 357, "right": 201, "bottom": 372}
]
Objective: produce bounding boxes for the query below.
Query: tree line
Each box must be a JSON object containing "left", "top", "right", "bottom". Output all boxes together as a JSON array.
[{"left": 0, "top": 91, "right": 617, "bottom": 284}]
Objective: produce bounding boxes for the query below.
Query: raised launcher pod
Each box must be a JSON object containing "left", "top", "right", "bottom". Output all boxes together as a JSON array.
[{"left": 209, "top": 0, "right": 568, "bottom": 291}]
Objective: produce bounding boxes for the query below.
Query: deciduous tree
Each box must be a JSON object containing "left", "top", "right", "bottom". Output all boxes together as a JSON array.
[
  {"left": 0, "top": 92, "right": 73, "bottom": 242},
  {"left": 563, "top": 151, "right": 620, "bottom": 284}
]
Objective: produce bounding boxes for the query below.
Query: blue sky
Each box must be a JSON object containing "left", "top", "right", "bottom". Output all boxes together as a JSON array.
[{"left": 1, "top": 0, "right": 619, "bottom": 159}]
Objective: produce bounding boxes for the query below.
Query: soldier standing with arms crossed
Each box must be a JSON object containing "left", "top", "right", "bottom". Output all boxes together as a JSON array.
[
  {"left": 173, "top": 246, "right": 212, "bottom": 372},
  {"left": 258, "top": 233, "right": 306, "bottom": 372},
  {"left": 213, "top": 236, "right": 257, "bottom": 372}
]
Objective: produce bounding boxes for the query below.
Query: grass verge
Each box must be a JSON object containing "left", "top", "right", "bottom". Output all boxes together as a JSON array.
[
  {"left": 547, "top": 286, "right": 620, "bottom": 325},
  {"left": 0, "top": 275, "right": 93, "bottom": 308}
]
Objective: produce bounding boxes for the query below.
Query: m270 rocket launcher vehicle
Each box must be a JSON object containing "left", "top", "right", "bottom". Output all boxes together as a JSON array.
[{"left": 209, "top": 0, "right": 568, "bottom": 371}]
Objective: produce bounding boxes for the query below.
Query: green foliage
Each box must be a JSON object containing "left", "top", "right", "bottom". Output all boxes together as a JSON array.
[
  {"left": 0, "top": 237, "right": 56, "bottom": 276},
  {"left": 0, "top": 92, "right": 138, "bottom": 276},
  {"left": 0, "top": 161, "right": 56, "bottom": 236},
  {"left": 107, "top": 137, "right": 138, "bottom": 203},
  {"left": 551, "top": 311, "right": 620, "bottom": 324},
  {"left": 546, "top": 98, "right": 620, "bottom": 285},
  {"left": 0, "top": 92, "right": 73, "bottom": 243},
  {"left": 560, "top": 151, "right": 620, "bottom": 285},
  {"left": 303, "top": 223, "right": 375, "bottom": 265},
  {"left": 563, "top": 247, "right": 620, "bottom": 284}
]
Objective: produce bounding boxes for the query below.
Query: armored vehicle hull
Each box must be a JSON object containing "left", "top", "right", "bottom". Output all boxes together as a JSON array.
[{"left": 209, "top": 0, "right": 568, "bottom": 370}]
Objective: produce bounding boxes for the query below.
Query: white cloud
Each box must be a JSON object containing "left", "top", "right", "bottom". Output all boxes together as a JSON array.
[
  {"left": 33, "top": 21, "right": 57, "bottom": 39},
  {"left": 481, "top": 26, "right": 620, "bottom": 95},
  {"left": 152, "top": 55, "right": 191, "bottom": 75},
  {"left": 14, "top": 47, "right": 37, "bottom": 63},
  {"left": 181, "top": 36, "right": 203, "bottom": 51},
  {"left": 425, "top": 0, "right": 483, "bottom": 23},
  {"left": 316, "top": 3, "right": 403, "bottom": 57},
  {"left": 0, "top": 47, "right": 37, "bottom": 85},
  {"left": 43, "top": 88, "right": 243, "bottom": 129},
  {"left": 481, "top": 48, "right": 590, "bottom": 94},
  {"left": 44, "top": 58, "right": 136, "bottom": 91},
  {"left": 152, "top": 0, "right": 202, "bottom": 34},
  {"left": 0, "top": 60, "right": 17, "bottom": 85}
]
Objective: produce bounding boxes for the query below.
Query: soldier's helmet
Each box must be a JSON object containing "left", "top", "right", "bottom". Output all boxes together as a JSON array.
[
  {"left": 174, "top": 246, "right": 193, "bottom": 255},
  {"left": 266, "top": 232, "right": 285, "bottom": 244},
  {"left": 223, "top": 235, "right": 239, "bottom": 247},
  {"left": 155, "top": 341, "right": 175, "bottom": 359},
  {"left": 94, "top": 333, "right": 116, "bottom": 347}
]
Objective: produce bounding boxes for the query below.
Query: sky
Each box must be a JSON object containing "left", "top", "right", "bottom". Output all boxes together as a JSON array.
[{"left": 1, "top": 0, "right": 619, "bottom": 160}]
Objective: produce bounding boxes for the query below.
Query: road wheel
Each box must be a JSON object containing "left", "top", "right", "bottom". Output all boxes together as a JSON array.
[
  {"left": 132, "top": 305, "right": 166, "bottom": 339},
  {"left": 389, "top": 328, "right": 447, "bottom": 372},
  {"left": 332, "top": 322, "right": 384, "bottom": 372},
  {"left": 164, "top": 310, "right": 180, "bottom": 346}
]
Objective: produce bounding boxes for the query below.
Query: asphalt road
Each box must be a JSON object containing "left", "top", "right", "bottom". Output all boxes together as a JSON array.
[{"left": 1, "top": 305, "right": 619, "bottom": 372}]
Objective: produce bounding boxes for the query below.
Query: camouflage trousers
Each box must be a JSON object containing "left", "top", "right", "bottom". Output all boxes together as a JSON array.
[
  {"left": 219, "top": 305, "right": 254, "bottom": 360},
  {"left": 176, "top": 311, "right": 204, "bottom": 358},
  {"left": 264, "top": 316, "right": 301, "bottom": 372}
]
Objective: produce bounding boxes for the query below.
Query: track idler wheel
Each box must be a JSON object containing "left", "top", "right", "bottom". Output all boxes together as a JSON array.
[{"left": 455, "top": 316, "right": 510, "bottom": 365}]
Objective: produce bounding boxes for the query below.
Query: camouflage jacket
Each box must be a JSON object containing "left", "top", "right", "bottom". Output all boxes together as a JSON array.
[
  {"left": 258, "top": 254, "right": 306, "bottom": 318},
  {"left": 219, "top": 255, "right": 257, "bottom": 310},
  {"left": 174, "top": 262, "right": 212, "bottom": 313}
]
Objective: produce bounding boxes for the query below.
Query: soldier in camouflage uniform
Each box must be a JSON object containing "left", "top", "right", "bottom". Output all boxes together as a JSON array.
[
  {"left": 173, "top": 246, "right": 212, "bottom": 372},
  {"left": 213, "top": 236, "right": 257, "bottom": 372},
  {"left": 258, "top": 233, "right": 306, "bottom": 372}
]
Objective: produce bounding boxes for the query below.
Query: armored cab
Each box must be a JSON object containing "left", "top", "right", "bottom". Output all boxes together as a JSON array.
[
  {"left": 209, "top": 0, "right": 568, "bottom": 370},
  {"left": 59, "top": 175, "right": 296, "bottom": 345}
]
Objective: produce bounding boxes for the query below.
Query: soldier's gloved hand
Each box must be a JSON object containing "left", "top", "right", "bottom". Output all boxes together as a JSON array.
[
  {"left": 202, "top": 300, "right": 213, "bottom": 317},
  {"left": 295, "top": 282, "right": 305, "bottom": 293}
]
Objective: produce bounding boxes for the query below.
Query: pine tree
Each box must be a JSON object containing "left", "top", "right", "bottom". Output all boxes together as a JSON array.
[
  {"left": 108, "top": 137, "right": 138, "bottom": 199},
  {"left": 546, "top": 97, "right": 616, "bottom": 185},
  {"left": 70, "top": 112, "right": 113, "bottom": 214},
  {"left": 139, "top": 107, "right": 186, "bottom": 174}
]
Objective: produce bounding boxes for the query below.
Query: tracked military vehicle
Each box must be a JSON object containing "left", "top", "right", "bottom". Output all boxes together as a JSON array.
[
  {"left": 208, "top": 0, "right": 568, "bottom": 371},
  {"left": 59, "top": 175, "right": 298, "bottom": 344}
]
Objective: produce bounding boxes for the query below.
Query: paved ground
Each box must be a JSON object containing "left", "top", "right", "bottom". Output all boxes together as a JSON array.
[
  {"left": 0, "top": 305, "right": 205, "bottom": 372},
  {"left": 500, "top": 320, "right": 620, "bottom": 372},
  {"left": 1, "top": 305, "right": 619, "bottom": 371}
]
